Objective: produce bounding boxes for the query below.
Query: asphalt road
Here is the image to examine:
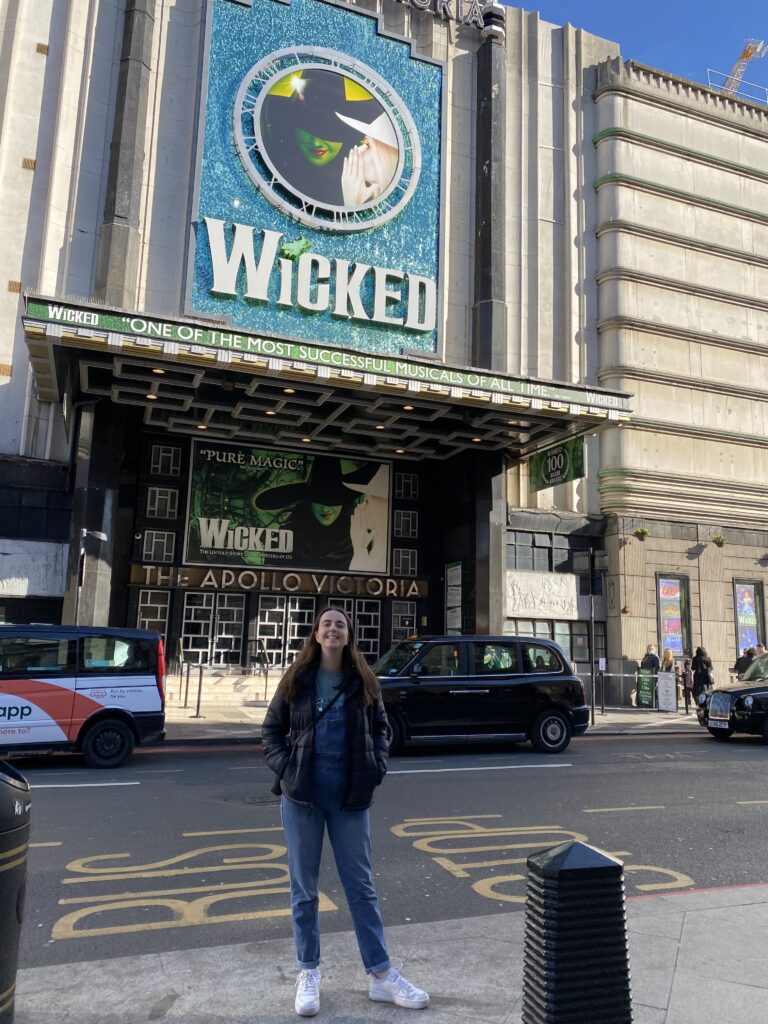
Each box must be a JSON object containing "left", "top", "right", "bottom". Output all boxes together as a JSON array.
[{"left": 11, "top": 730, "right": 768, "bottom": 969}]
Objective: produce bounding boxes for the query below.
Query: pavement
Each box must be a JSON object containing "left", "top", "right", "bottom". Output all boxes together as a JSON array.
[{"left": 16, "top": 686, "right": 749, "bottom": 1024}]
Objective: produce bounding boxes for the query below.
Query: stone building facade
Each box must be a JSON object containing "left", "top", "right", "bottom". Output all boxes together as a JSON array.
[{"left": 0, "top": 0, "right": 766, "bottom": 691}]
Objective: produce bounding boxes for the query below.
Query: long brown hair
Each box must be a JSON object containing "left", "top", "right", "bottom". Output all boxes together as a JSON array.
[{"left": 276, "top": 605, "right": 381, "bottom": 706}]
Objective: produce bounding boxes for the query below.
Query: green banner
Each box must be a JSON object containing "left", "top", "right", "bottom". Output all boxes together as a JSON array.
[
  {"left": 528, "top": 436, "right": 585, "bottom": 492},
  {"left": 636, "top": 669, "right": 656, "bottom": 709}
]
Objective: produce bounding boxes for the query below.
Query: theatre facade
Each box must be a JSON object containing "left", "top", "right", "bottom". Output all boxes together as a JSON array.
[{"left": 5, "top": 0, "right": 768, "bottom": 682}]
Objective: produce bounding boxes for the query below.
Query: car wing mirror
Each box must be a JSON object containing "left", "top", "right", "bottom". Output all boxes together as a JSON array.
[{"left": 410, "top": 663, "right": 425, "bottom": 679}]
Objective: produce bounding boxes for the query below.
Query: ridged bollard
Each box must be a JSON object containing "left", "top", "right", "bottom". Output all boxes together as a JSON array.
[{"left": 522, "top": 841, "right": 632, "bottom": 1023}]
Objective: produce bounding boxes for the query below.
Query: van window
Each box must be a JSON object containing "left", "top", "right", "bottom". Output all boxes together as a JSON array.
[
  {"left": 79, "top": 636, "right": 154, "bottom": 675},
  {"left": 0, "top": 636, "right": 75, "bottom": 677}
]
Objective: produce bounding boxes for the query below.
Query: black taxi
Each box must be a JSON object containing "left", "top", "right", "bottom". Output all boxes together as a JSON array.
[
  {"left": 373, "top": 635, "right": 588, "bottom": 754},
  {"left": 697, "top": 653, "right": 768, "bottom": 741}
]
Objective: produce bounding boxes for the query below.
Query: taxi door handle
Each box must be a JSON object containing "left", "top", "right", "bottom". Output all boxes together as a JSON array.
[{"left": 449, "top": 689, "right": 489, "bottom": 695}]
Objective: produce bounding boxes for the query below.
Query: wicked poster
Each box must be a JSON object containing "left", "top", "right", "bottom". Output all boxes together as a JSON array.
[{"left": 184, "top": 441, "right": 390, "bottom": 573}]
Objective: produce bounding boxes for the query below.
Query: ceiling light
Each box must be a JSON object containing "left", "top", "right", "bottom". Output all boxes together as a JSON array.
[
  {"left": 472, "top": 437, "right": 481, "bottom": 443},
  {"left": 395, "top": 448, "right": 404, "bottom": 454},
  {"left": 404, "top": 404, "right": 414, "bottom": 411},
  {"left": 196, "top": 424, "right": 207, "bottom": 430},
  {"left": 375, "top": 424, "right": 385, "bottom": 430},
  {"left": 265, "top": 410, "right": 276, "bottom": 416},
  {"left": 152, "top": 368, "right": 165, "bottom": 375},
  {"left": 284, "top": 387, "right": 296, "bottom": 394},
  {"left": 301, "top": 437, "right": 311, "bottom": 442},
  {"left": 145, "top": 393, "right": 157, "bottom": 400}
]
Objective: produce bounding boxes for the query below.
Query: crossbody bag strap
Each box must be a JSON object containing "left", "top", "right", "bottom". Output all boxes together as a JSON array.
[{"left": 291, "top": 685, "right": 345, "bottom": 748}]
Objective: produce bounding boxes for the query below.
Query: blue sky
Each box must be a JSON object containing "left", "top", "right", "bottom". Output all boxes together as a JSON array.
[{"left": 503, "top": 2, "right": 768, "bottom": 94}]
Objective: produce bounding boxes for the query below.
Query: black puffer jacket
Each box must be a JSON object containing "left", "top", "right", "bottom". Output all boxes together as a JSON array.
[{"left": 261, "top": 666, "right": 390, "bottom": 810}]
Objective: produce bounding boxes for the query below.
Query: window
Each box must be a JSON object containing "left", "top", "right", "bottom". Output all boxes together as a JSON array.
[
  {"left": 394, "top": 472, "right": 419, "bottom": 500},
  {"left": 0, "top": 488, "right": 72, "bottom": 542},
  {"left": 392, "top": 600, "right": 416, "bottom": 642},
  {"left": 506, "top": 532, "right": 550, "bottom": 572},
  {"left": 522, "top": 643, "right": 563, "bottom": 673},
  {"left": 150, "top": 445, "right": 181, "bottom": 477},
  {"left": 416, "top": 643, "right": 461, "bottom": 676},
  {"left": 510, "top": 619, "right": 605, "bottom": 666},
  {"left": 137, "top": 590, "right": 170, "bottom": 635},
  {"left": 394, "top": 510, "right": 418, "bottom": 538},
  {"left": 0, "top": 636, "right": 74, "bottom": 676},
  {"left": 143, "top": 530, "right": 175, "bottom": 563},
  {"left": 79, "top": 636, "right": 154, "bottom": 674},
  {"left": 473, "top": 642, "right": 520, "bottom": 675},
  {"left": 393, "top": 548, "right": 417, "bottom": 577},
  {"left": 147, "top": 487, "right": 179, "bottom": 519}
]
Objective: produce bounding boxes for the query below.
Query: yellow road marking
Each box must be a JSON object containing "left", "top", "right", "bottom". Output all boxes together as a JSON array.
[
  {"left": 623, "top": 865, "right": 694, "bottom": 891},
  {"left": 59, "top": 876, "right": 290, "bottom": 905},
  {"left": 30, "top": 842, "right": 63, "bottom": 848},
  {"left": 399, "top": 815, "right": 503, "bottom": 823},
  {"left": 471, "top": 875, "right": 526, "bottom": 902},
  {"left": 182, "top": 827, "right": 284, "bottom": 836},
  {"left": 583, "top": 805, "right": 665, "bottom": 813},
  {"left": 62, "top": 843, "right": 285, "bottom": 882}
]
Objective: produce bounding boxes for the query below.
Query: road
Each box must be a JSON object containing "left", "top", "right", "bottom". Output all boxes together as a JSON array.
[{"left": 12, "top": 730, "right": 768, "bottom": 969}]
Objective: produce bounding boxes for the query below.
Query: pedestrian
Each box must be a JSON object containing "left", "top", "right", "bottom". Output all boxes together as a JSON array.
[
  {"left": 691, "top": 646, "right": 713, "bottom": 700},
  {"left": 262, "top": 605, "right": 429, "bottom": 1017},
  {"left": 733, "top": 647, "right": 754, "bottom": 677},
  {"left": 681, "top": 658, "right": 693, "bottom": 714},
  {"left": 754, "top": 643, "right": 766, "bottom": 657},
  {"left": 640, "top": 644, "right": 660, "bottom": 673}
]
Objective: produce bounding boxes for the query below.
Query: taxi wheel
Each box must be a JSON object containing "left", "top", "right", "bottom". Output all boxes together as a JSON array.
[
  {"left": 708, "top": 727, "right": 732, "bottom": 741},
  {"left": 387, "top": 712, "right": 405, "bottom": 755},
  {"left": 82, "top": 719, "right": 135, "bottom": 768},
  {"left": 530, "top": 710, "right": 572, "bottom": 754}
]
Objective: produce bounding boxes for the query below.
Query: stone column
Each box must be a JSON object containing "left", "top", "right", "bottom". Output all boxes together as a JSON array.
[
  {"left": 62, "top": 403, "right": 125, "bottom": 626},
  {"left": 471, "top": 0, "right": 507, "bottom": 371},
  {"left": 94, "top": 0, "right": 156, "bottom": 308}
]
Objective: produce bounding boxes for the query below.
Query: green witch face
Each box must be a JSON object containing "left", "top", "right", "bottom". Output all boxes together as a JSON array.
[{"left": 294, "top": 128, "right": 344, "bottom": 167}]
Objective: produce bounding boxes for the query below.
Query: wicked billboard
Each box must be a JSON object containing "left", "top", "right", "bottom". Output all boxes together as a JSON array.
[
  {"left": 190, "top": 0, "right": 443, "bottom": 355},
  {"left": 184, "top": 441, "right": 391, "bottom": 573}
]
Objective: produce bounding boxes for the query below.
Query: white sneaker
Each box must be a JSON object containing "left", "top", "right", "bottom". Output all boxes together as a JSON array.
[
  {"left": 369, "top": 967, "right": 429, "bottom": 1009},
  {"left": 295, "top": 968, "right": 321, "bottom": 1016}
]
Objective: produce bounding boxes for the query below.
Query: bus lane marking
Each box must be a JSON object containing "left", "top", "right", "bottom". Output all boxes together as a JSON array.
[
  {"left": 52, "top": 836, "right": 336, "bottom": 940},
  {"left": 583, "top": 805, "right": 666, "bottom": 813},
  {"left": 391, "top": 814, "right": 694, "bottom": 904}
]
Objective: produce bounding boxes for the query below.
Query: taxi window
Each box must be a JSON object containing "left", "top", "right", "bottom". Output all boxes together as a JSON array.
[
  {"left": 0, "top": 636, "right": 74, "bottom": 676},
  {"left": 474, "top": 643, "right": 520, "bottom": 675},
  {"left": 79, "top": 636, "right": 154, "bottom": 675},
  {"left": 523, "top": 644, "right": 563, "bottom": 673},
  {"left": 416, "top": 643, "right": 461, "bottom": 677}
]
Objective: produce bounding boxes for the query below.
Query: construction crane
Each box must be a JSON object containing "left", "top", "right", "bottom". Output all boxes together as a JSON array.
[{"left": 722, "top": 38, "right": 767, "bottom": 95}]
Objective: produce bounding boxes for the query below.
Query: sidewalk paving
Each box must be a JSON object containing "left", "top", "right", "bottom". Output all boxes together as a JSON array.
[{"left": 16, "top": 883, "right": 768, "bottom": 1023}]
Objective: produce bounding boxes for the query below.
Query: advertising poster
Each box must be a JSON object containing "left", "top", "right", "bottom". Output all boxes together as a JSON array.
[
  {"left": 185, "top": 441, "right": 390, "bottom": 572},
  {"left": 636, "top": 669, "right": 655, "bottom": 709},
  {"left": 445, "top": 561, "right": 462, "bottom": 635},
  {"left": 529, "top": 436, "right": 585, "bottom": 492},
  {"left": 658, "top": 577, "right": 684, "bottom": 656},
  {"left": 735, "top": 582, "right": 760, "bottom": 651},
  {"left": 656, "top": 671, "right": 677, "bottom": 713},
  {"left": 190, "top": 0, "right": 442, "bottom": 355}
]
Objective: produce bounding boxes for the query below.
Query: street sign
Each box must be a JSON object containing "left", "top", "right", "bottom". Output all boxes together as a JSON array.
[{"left": 528, "top": 436, "right": 585, "bottom": 492}]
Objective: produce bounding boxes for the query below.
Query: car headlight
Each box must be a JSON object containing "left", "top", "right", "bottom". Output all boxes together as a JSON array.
[
  {"left": 742, "top": 695, "right": 754, "bottom": 709},
  {"left": 698, "top": 692, "right": 708, "bottom": 706}
]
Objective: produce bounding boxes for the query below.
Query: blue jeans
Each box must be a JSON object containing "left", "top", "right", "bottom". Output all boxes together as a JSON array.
[{"left": 281, "top": 754, "right": 390, "bottom": 973}]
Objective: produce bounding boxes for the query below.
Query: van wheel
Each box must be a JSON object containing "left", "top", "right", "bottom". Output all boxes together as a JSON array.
[
  {"left": 387, "top": 711, "right": 405, "bottom": 755},
  {"left": 82, "top": 719, "right": 135, "bottom": 768},
  {"left": 530, "top": 710, "right": 572, "bottom": 754}
]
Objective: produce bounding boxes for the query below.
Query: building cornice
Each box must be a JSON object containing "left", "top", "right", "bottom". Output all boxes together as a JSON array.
[
  {"left": 596, "top": 266, "right": 768, "bottom": 316},
  {"left": 595, "top": 221, "right": 768, "bottom": 273},
  {"left": 596, "top": 316, "right": 768, "bottom": 361},
  {"left": 596, "top": 365, "right": 768, "bottom": 404}
]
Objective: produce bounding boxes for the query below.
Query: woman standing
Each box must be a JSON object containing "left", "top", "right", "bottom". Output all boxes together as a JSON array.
[
  {"left": 692, "top": 646, "right": 713, "bottom": 701},
  {"left": 262, "top": 606, "right": 429, "bottom": 1017},
  {"left": 680, "top": 658, "right": 694, "bottom": 714}
]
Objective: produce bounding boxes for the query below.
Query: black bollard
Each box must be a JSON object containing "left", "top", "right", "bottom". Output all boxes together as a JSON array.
[
  {"left": 0, "top": 762, "right": 31, "bottom": 1024},
  {"left": 522, "top": 841, "right": 632, "bottom": 1024}
]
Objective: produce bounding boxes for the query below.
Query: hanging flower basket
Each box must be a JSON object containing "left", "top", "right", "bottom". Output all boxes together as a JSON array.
[
  {"left": 633, "top": 527, "right": 650, "bottom": 540},
  {"left": 711, "top": 534, "right": 725, "bottom": 547}
]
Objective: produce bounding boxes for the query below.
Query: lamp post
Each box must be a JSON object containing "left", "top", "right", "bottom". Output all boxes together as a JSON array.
[{"left": 74, "top": 528, "right": 108, "bottom": 626}]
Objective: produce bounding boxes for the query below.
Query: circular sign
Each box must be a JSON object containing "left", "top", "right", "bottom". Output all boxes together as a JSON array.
[
  {"left": 541, "top": 445, "right": 569, "bottom": 487},
  {"left": 234, "top": 48, "right": 421, "bottom": 233}
]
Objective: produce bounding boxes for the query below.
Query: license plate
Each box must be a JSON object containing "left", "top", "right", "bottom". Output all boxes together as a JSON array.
[{"left": 709, "top": 719, "right": 730, "bottom": 729}]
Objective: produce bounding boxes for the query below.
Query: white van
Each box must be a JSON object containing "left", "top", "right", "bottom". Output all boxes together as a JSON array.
[{"left": 0, "top": 625, "right": 166, "bottom": 767}]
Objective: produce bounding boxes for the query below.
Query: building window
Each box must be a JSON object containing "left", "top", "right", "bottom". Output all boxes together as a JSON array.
[
  {"left": 147, "top": 487, "right": 179, "bottom": 519},
  {"left": 150, "top": 445, "right": 181, "bottom": 477},
  {"left": 143, "top": 530, "right": 175, "bottom": 563},
  {"left": 394, "top": 472, "right": 419, "bottom": 500},
  {"left": 0, "top": 487, "right": 72, "bottom": 542},
  {"left": 506, "top": 532, "right": 551, "bottom": 572},
  {"left": 137, "top": 590, "right": 170, "bottom": 636},
  {"left": 393, "top": 548, "right": 417, "bottom": 577},
  {"left": 733, "top": 580, "right": 765, "bottom": 656},
  {"left": 392, "top": 600, "right": 416, "bottom": 642},
  {"left": 394, "top": 510, "right": 418, "bottom": 538},
  {"left": 507, "top": 619, "right": 606, "bottom": 667}
]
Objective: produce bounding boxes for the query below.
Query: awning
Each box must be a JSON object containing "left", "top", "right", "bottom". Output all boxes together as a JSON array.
[{"left": 22, "top": 295, "right": 631, "bottom": 461}]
